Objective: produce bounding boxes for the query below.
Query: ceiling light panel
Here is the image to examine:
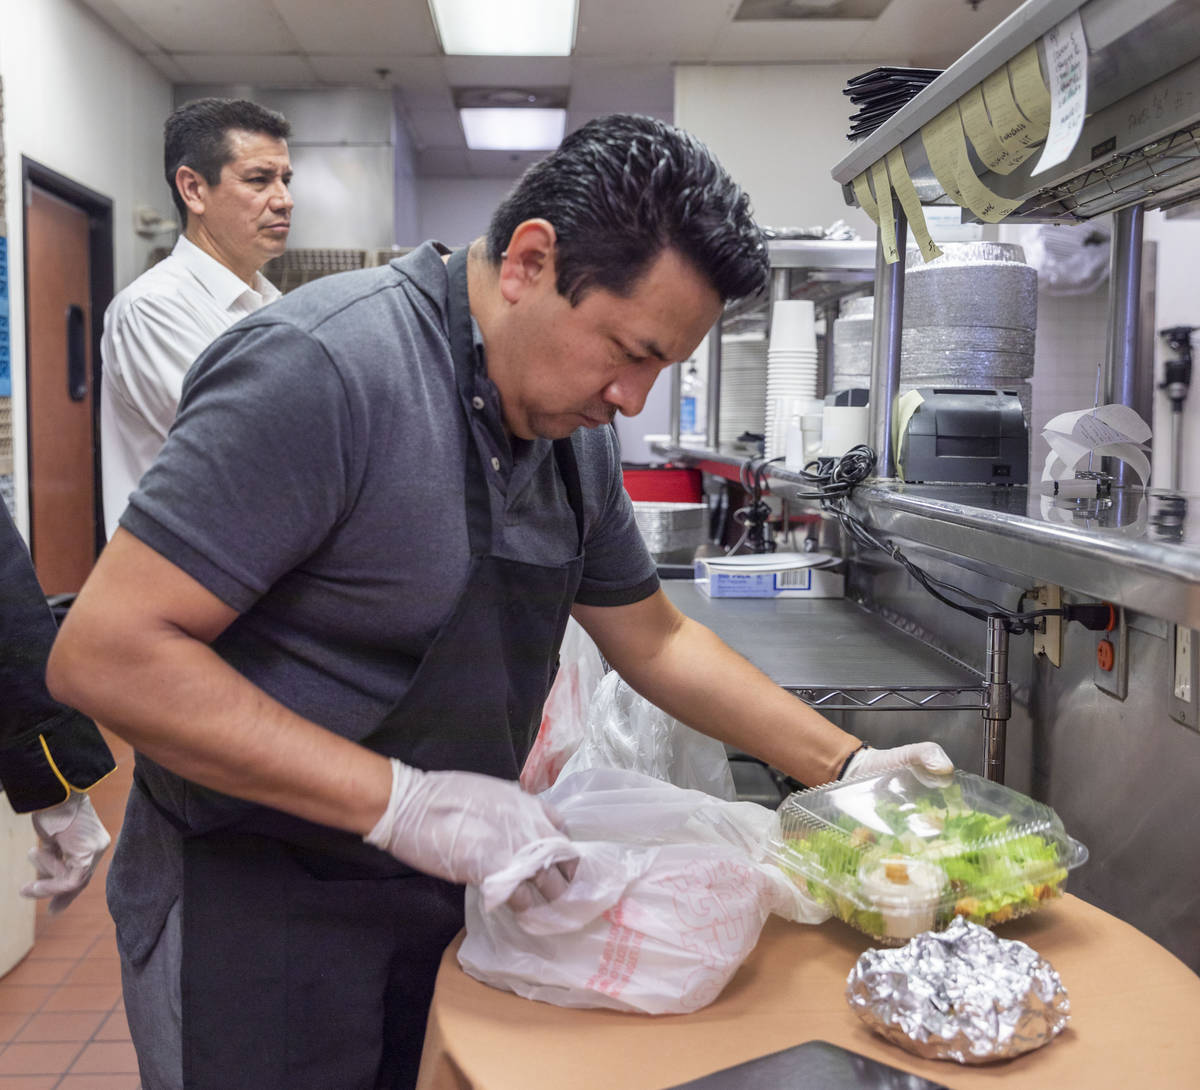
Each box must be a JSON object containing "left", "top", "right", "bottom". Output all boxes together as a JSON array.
[
  {"left": 429, "top": 0, "right": 578, "bottom": 56},
  {"left": 459, "top": 108, "right": 566, "bottom": 150}
]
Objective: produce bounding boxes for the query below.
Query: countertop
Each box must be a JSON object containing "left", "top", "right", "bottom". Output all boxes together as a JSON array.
[{"left": 416, "top": 894, "right": 1200, "bottom": 1090}]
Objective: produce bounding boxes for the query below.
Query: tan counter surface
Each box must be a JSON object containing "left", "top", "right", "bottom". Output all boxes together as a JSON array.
[{"left": 416, "top": 894, "right": 1200, "bottom": 1090}]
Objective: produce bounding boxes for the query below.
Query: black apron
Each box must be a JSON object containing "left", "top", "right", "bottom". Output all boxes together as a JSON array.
[{"left": 176, "top": 247, "right": 586, "bottom": 1090}]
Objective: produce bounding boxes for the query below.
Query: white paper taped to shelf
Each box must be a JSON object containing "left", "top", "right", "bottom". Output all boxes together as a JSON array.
[
  {"left": 1039, "top": 403, "right": 1151, "bottom": 488},
  {"left": 1032, "top": 11, "right": 1089, "bottom": 176}
]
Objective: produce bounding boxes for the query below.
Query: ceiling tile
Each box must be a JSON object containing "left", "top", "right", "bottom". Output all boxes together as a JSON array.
[
  {"left": 860, "top": 0, "right": 1025, "bottom": 67},
  {"left": 171, "top": 53, "right": 320, "bottom": 86},
  {"left": 76, "top": 0, "right": 161, "bottom": 51},
  {"left": 100, "top": 0, "right": 299, "bottom": 53},
  {"left": 442, "top": 56, "right": 572, "bottom": 88},
  {"left": 575, "top": 0, "right": 730, "bottom": 60},
  {"left": 273, "top": 0, "right": 441, "bottom": 54},
  {"left": 407, "top": 109, "right": 463, "bottom": 149},
  {"left": 306, "top": 56, "right": 452, "bottom": 103}
]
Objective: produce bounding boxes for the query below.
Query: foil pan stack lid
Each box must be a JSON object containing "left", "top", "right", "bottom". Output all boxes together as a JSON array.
[{"left": 905, "top": 241, "right": 1028, "bottom": 267}]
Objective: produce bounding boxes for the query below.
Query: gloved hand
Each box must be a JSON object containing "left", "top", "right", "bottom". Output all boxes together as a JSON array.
[
  {"left": 842, "top": 741, "right": 954, "bottom": 783},
  {"left": 20, "top": 792, "right": 112, "bottom": 914},
  {"left": 364, "top": 759, "right": 577, "bottom": 911}
]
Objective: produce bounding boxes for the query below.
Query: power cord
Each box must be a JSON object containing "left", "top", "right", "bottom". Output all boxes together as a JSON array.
[
  {"left": 729, "top": 455, "right": 784, "bottom": 554},
  {"left": 792, "top": 445, "right": 1066, "bottom": 635}
]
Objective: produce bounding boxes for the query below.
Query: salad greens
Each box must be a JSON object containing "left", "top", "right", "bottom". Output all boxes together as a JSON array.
[{"left": 777, "top": 780, "right": 1069, "bottom": 942}]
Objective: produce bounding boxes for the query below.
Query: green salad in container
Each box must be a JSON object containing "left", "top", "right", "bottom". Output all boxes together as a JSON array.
[{"left": 767, "top": 768, "right": 1088, "bottom": 944}]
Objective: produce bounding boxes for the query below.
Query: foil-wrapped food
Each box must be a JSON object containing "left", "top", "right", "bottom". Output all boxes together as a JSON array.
[{"left": 846, "top": 917, "right": 1069, "bottom": 1064}]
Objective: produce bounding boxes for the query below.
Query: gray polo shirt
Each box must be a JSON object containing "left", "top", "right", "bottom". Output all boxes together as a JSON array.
[{"left": 109, "top": 242, "right": 657, "bottom": 961}]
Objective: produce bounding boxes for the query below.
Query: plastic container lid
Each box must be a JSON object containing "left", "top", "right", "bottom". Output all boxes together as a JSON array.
[{"left": 765, "top": 768, "right": 1088, "bottom": 945}]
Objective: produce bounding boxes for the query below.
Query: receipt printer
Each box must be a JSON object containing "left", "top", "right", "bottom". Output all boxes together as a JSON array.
[{"left": 899, "top": 388, "right": 1028, "bottom": 484}]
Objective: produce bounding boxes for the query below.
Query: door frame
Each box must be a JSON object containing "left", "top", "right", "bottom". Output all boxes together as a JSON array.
[{"left": 21, "top": 157, "right": 114, "bottom": 561}]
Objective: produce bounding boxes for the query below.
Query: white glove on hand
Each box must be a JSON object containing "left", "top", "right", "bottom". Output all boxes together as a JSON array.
[
  {"left": 364, "top": 759, "right": 577, "bottom": 911},
  {"left": 843, "top": 741, "right": 954, "bottom": 783},
  {"left": 21, "top": 793, "right": 112, "bottom": 914}
]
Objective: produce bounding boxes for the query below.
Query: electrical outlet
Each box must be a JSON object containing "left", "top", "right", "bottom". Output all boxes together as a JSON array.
[
  {"left": 1169, "top": 626, "right": 1199, "bottom": 731},
  {"left": 1094, "top": 606, "right": 1127, "bottom": 699},
  {"left": 1031, "top": 584, "right": 1062, "bottom": 667}
]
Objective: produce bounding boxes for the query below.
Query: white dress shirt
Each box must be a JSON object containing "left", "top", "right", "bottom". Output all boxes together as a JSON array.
[{"left": 100, "top": 235, "right": 281, "bottom": 538}]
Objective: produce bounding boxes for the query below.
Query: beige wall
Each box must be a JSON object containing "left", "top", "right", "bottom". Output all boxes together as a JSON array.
[{"left": 674, "top": 64, "right": 883, "bottom": 238}]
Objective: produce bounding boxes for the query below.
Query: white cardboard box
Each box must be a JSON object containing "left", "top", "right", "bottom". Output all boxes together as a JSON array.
[{"left": 693, "top": 555, "right": 845, "bottom": 598}]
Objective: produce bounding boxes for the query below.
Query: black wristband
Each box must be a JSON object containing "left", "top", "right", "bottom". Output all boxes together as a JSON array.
[{"left": 838, "top": 742, "right": 868, "bottom": 780}]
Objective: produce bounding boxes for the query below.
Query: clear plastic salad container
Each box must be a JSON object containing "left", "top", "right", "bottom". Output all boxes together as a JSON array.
[{"left": 766, "top": 768, "right": 1089, "bottom": 945}]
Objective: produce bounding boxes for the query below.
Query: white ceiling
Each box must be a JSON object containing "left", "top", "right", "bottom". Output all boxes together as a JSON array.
[{"left": 77, "top": 0, "right": 1024, "bottom": 177}]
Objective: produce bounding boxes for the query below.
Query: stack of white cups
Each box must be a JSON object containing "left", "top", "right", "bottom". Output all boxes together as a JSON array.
[{"left": 765, "top": 300, "right": 821, "bottom": 459}]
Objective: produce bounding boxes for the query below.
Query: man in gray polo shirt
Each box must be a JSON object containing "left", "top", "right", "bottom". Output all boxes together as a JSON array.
[{"left": 49, "top": 114, "right": 951, "bottom": 1090}]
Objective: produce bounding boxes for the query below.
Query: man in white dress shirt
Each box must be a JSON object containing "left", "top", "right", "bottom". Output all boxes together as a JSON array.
[{"left": 100, "top": 98, "right": 293, "bottom": 537}]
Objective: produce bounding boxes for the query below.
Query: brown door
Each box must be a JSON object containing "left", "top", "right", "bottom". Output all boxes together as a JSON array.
[{"left": 26, "top": 184, "right": 97, "bottom": 594}]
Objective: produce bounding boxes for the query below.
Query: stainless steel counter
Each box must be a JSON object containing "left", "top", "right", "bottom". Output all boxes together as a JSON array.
[
  {"left": 650, "top": 440, "right": 1200, "bottom": 630},
  {"left": 661, "top": 582, "right": 979, "bottom": 693},
  {"left": 849, "top": 482, "right": 1200, "bottom": 629}
]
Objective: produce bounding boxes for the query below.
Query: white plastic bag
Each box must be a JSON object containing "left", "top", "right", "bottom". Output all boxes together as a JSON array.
[
  {"left": 557, "top": 670, "right": 736, "bottom": 800},
  {"left": 458, "top": 768, "right": 829, "bottom": 1015},
  {"left": 520, "top": 618, "right": 607, "bottom": 793}
]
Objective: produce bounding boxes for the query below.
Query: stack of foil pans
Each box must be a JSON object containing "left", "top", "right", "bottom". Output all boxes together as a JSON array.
[
  {"left": 831, "top": 294, "right": 874, "bottom": 395},
  {"left": 632, "top": 502, "right": 708, "bottom": 564},
  {"left": 901, "top": 242, "right": 1038, "bottom": 419}
]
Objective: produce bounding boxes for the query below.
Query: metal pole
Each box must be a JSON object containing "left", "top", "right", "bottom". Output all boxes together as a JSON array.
[
  {"left": 1103, "top": 203, "right": 1145, "bottom": 489},
  {"left": 867, "top": 201, "right": 907, "bottom": 478},
  {"left": 705, "top": 316, "right": 723, "bottom": 448},
  {"left": 982, "top": 616, "right": 1011, "bottom": 783}
]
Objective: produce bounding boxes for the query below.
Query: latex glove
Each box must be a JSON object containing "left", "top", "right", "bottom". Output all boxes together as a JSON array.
[
  {"left": 20, "top": 793, "right": 112, "bottom": 914},
  {"left": 364, "top": 759, "right": 577, "bottom": 911},
  {"left": 843, "top": 741, "right": 954, "bottom": 784}
]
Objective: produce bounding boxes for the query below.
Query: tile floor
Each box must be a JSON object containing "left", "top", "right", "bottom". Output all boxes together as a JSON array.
[{"left": 0, "top": 729, "right": 140, "bottom": 1089}]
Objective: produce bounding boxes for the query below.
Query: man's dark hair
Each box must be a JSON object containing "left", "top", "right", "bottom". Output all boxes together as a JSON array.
[
  {"left": 486, "top": 114, "right": 768, "bottom": 306},
  {"left": 164, "top": 98, "right": 291, "bottom": 221}
]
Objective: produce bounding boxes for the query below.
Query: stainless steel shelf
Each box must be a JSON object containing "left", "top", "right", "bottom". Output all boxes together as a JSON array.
[
  {"left": 765, "top": 239, "right": 878, "bottom": 270},
  {"left": 661, "top": 582, "right": 980, "bottom": 698},
  {"left": 832, "top": 0, "right": 1200, "bottom": 222},
  {"left": 651, "top": 441, "right": 1200, "bottom": 630},
  {"left": 848, "top": 481, "right": 1200, "bottom": 629}
]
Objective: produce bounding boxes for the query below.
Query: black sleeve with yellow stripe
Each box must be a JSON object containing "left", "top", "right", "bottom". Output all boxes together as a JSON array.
[{"left": 1, "top": 506, "right": 116, "bottom": 814}]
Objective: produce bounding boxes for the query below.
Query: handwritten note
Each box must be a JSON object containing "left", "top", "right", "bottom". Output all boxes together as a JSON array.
[
  {"left": 1009, "top": 42, "right": 1052, "bottom": 128},
  {"left": 959, "top": 85, "right": 1035, "bottom": 175},
  {"left": 921, "top": 107, "right": 1024, "bottom": 223},
  {"left": 852, "top": 171, "right": 879, "bottom": 225},
  {"left": 870, "top": 159, "right": 899, "bottom": 263},
  {"left": 885, "top": 147, "right": 943, "bottom": 263},
  {"left": 982, "top": 67, "right": 1049, "bottom": 155},
  {"left": 1032, "top": 11, "right": 1088, "bottom": 176}
]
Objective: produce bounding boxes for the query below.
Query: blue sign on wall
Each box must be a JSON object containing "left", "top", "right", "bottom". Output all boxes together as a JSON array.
[{"left": 0, "top": 235, "right": 10, "bottom": 397}]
